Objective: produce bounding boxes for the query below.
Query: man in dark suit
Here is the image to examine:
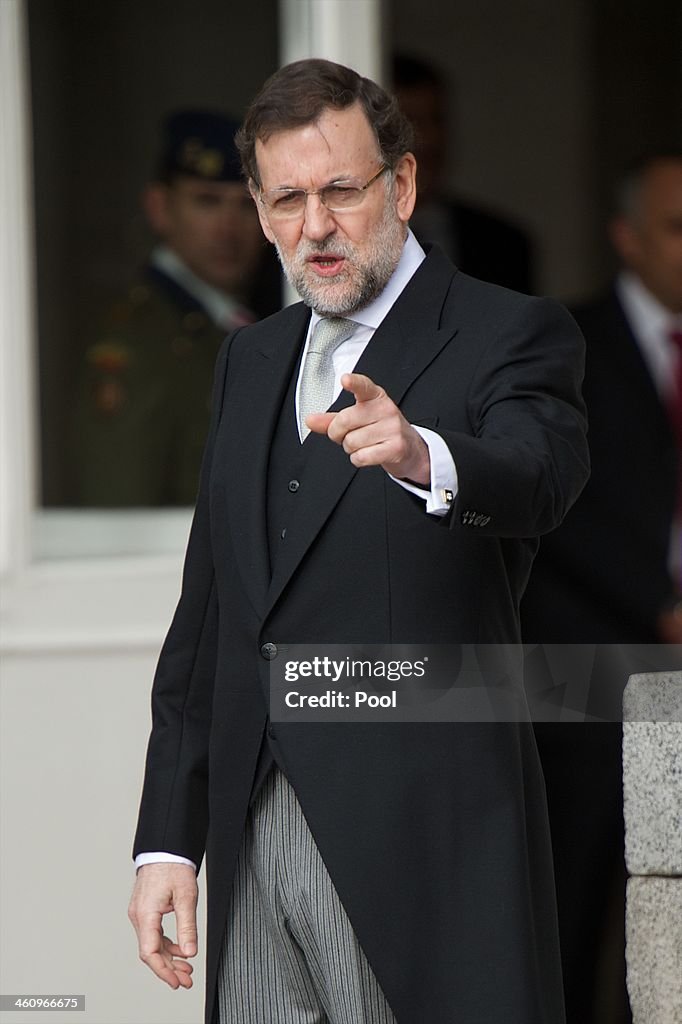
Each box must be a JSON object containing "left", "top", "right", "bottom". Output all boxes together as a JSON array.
[
  {"left": 521, "top": 152, "right": 682, "bottom": 1024},
  {"left": 128, "top": 59, "right": 589, "bottom": 1024},
  {"left": 392, "top": 53, "right": 535, "bottom": 294}
]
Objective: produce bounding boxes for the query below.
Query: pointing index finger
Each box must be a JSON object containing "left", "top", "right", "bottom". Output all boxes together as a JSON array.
[{"left": 342, "top": 373, "right": 384, "bottom": 404}]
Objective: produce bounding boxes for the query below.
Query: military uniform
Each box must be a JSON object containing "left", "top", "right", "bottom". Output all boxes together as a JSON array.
[
  {"left": 74, "top": 265, "right": 254, "bottom": 506},
  {"left": 72, "top": 109, "right": 281, "bottom": 506}
]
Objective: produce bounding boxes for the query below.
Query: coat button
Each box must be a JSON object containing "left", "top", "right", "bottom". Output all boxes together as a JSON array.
[
  {"left": 260, "top": 642, "right": 278, "bottom": 660},
  {"left": 288, "top": 479, "right": 300, "bottom": 492}
]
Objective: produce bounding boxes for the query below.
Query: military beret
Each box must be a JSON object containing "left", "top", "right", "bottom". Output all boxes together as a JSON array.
[{"left": 158, "top": 110, "right": 242, "bottom": 183}]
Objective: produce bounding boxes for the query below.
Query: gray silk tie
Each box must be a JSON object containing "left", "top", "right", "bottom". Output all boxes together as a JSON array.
[{"left": 298, "top": 317, "right": 356, "bottom": 440}]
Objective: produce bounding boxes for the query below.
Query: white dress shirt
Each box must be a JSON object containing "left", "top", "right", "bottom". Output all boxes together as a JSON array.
[
  {"left": 616, "top": 271, "right": 682, "bottom": 402},
  {"left": 136, "top": 230, "right": 460, "bottom": 872},
  {"left": 297, "top": 231, "right": 457, "bottom": 514}
]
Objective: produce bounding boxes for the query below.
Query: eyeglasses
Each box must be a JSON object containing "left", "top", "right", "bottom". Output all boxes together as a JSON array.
[{"left": 258, "top": 165, "right": 389, "bottom": 221}]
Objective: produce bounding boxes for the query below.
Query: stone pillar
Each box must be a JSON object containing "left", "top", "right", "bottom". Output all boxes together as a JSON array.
[{"left": 623, "top": 671, "right": 682, "bottom": 1024}]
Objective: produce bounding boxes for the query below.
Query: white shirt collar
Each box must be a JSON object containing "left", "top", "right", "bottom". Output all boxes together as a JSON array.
[
  {"left": 151, "top": 245, "right": 247, "bottom": 329},
  {"left": 616, "top": 270, "right": 681, "bottom": 339},
  {"left": 308, "top": 229, "right": 426, "bottom": 334},
  {"left": 616, "top": 271, "right": 682, "bottom": 399}
]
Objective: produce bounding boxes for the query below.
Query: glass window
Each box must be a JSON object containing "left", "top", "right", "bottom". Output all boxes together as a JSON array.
[{"left": 28, "top": 0, "right": 281, "bottom": 511}]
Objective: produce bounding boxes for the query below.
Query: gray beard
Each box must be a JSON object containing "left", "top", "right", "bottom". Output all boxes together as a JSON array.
[{"left": 273, "top": 204, "right": 406, "bottom": 316}]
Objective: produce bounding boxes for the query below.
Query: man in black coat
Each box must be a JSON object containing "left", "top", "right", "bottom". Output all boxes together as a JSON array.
[
  {"left": 128, "top": 59, "right": 589, "bottom": 1024},
  {"left": 521, "top": 152, "right": 682, "bottom": 1024}
]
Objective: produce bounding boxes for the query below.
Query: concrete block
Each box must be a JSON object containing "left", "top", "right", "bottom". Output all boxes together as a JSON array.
[
  {"left": 626, "top": 877, "right": 682, "bottom": 1024},
  {"left": 623, "top": 673, "right": 682, "bottom": 876},
  {"left": 624, "top": 672, "right": 682, "bottom": 723}
]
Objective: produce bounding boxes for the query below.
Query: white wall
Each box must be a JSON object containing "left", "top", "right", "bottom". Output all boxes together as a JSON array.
[{"left": 0, "top": 646, "right": 208, "bottom": 1024}]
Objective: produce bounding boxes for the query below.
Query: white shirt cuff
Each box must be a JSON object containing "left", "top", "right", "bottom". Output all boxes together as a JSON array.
[
  {"left": 389, "top": 426, "right": 458, "bottom": 516},
  {"left": 134, "top": 852, "right": 197, "bottom": 872}
]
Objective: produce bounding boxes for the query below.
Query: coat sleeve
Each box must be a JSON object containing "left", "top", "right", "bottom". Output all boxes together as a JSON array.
[
  {"left": 441, "top": 296, "right": 590, "bottom": 538},
  {"left": 132, "top": 335, "right": 233, "bottom": 869}
]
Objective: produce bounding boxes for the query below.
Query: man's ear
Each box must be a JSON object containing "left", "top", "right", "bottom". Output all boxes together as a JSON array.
[
  {"left": 394, "top": 152, "right": 418, "bottom": 224},
  {"left": 249, "top": 180, "right": 276, "bottom": 244},
  {"left": 142, "top": 183, "right": 171, "bottom": 236}
]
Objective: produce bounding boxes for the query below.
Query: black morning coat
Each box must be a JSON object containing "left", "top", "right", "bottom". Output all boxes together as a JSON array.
[{"left": 133, "top": 245, "right": 590, "bottom": 1024}]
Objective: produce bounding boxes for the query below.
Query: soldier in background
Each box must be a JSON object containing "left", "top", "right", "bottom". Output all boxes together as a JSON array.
[{"left": 74, "top": 110, "right": 281, "bottom": 506}]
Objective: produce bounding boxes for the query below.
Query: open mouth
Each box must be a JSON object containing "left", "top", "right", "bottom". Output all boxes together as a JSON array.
[{"left": 308, "top": 254, "right": 346, "bottom": 276}]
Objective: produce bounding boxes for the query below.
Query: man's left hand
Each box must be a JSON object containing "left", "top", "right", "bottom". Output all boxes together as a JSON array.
[{"left": 306, "top": 372, "right": 431, "bottom": 486}]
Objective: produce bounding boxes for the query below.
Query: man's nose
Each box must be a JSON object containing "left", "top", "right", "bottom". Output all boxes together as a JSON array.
[{"left": 301, "top": 194, "right": 336, "bottom": 241}]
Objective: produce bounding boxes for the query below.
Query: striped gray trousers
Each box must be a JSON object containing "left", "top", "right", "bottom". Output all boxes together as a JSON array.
[{"left": 217, "top": 767, "right": 397, "bottom": 1024}]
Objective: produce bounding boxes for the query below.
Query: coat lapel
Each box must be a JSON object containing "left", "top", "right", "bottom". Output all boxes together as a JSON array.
[{"left": 263, "top": 246, "right": 459, "bottom": 619}]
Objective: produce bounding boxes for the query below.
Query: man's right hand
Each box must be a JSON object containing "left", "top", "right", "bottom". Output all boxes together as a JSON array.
[{"left": 128, "top": 863, "right": 198, "bottom": 989}]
